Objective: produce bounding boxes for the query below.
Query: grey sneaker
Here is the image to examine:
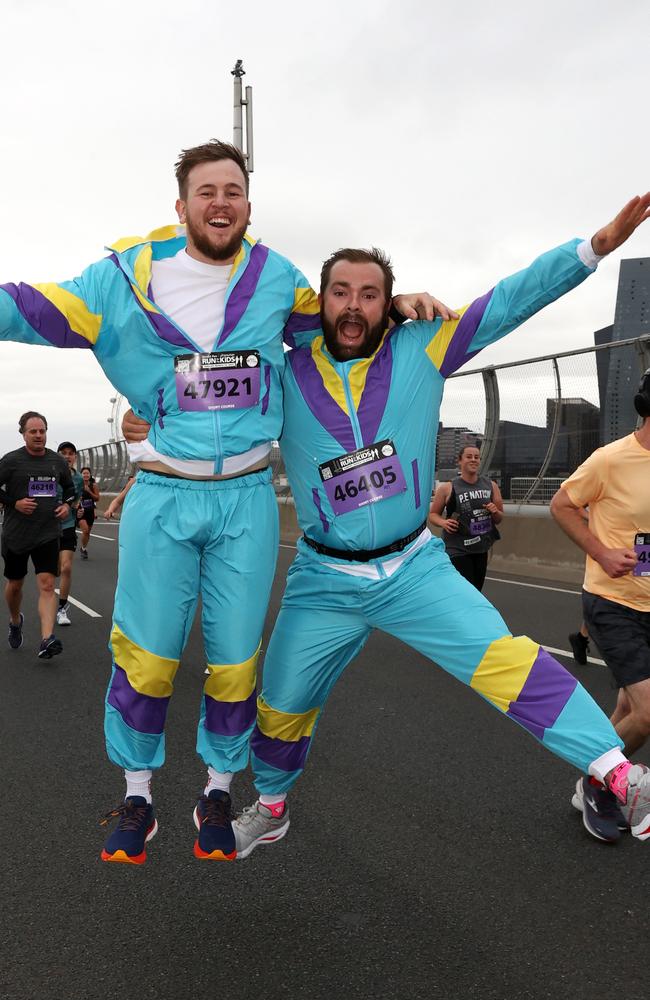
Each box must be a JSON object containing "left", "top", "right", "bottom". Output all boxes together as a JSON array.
[
  {"left": 233, "top": 800, "right": 290, "bottom": 860},
  {"left": 609, "top": 762, "right": 650, "bottom": 840},
  {"left": 7, "top": 612, "right": 24, "bottom": 649},
  {"left": 56, "top": 604, "right": 71, "bottom": 627}
]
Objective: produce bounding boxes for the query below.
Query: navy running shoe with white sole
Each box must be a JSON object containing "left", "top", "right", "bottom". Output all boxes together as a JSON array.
[
  {"left": 37, "top": 635, "right": 62, "bottom": 659},
  {"left": 572, "top": 777, "right": 626, "bottom": 842},
  {"left": 193, "top": 789, "right": 237, "bottom": 860},
  {"left": 100, "top": 796, "right": 158, "bottom": 864},
  {"left": 233, "top": 800, "right": 290, "bottom": 860},
  {"left": 8, "top": 613, "right": 24, "bottom": 649}
]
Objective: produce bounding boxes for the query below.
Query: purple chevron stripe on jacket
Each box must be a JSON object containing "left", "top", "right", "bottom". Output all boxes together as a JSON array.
[
  {"left": 1, "top": 283, "right": 94, "bottom": 349},
  {"left": 439, "top": 289, "right": 494, "bottom": 378},
  {"left": 218, "top": 243, "right": 270, "bottom": 346},
  {"left": 288, "top": 347, "right": 356, "bottom": 452}
]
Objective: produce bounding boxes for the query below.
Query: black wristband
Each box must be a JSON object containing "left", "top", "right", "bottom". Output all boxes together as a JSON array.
[{"left": 389, "top": 302, "right": 408, "bottom": 325}]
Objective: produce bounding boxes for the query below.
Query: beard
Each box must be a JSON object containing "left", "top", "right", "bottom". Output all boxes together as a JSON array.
[
  {"left": 185, "top": 213, "right": 248, "bottom": 263},
  {"left": 322, "top": 308, "right": 389, "bottom": 362}
]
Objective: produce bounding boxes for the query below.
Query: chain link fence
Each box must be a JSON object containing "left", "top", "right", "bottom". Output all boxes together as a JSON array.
[{"left": 78, "top": 336, "right": 650, "bottom": 502}]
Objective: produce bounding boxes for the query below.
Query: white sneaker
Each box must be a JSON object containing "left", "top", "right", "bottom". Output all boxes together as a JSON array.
[
  {"left": 233, "top": 800, "right": 290, "bottom": 860},
  {"left": 56, "top": 605, "right": 71, "bottom": 626}
]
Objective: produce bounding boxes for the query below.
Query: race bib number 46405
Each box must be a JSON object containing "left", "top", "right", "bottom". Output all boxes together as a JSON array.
[
  {"left": 319, "top": 440, "right": 407, "bottom": 516},
  {"left": 174, "top": 351, "right": 261, "bottom": 411}
]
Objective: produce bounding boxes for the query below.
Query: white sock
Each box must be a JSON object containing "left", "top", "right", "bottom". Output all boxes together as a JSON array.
[
  {"left": 204, "top": 767, "right": 233, "bottom": 796},
  {"left": 124, "top": 769, "right": 152, "bottom": 803}
]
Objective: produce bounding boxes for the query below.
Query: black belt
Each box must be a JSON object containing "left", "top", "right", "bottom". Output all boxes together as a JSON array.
[
  {"left": 302, "top": 520, "right": 428, "bottom": 563},
  {"left": 142, "top": 466, "right": 269, "bottom": 482}
]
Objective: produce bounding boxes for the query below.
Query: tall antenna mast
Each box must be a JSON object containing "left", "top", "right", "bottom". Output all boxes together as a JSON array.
[{"left": 231, "top": 59, "right": 254, "bottom": 173}]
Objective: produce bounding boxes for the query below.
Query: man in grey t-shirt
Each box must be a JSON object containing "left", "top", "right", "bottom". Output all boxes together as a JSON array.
[{"left": 0, "top": 411, "right": 75, "bottom": 658}]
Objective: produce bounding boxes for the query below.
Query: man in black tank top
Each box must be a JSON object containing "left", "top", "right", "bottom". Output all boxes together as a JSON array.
[{"left": 429, "top": 444, "right": 503, "bottom": 590}]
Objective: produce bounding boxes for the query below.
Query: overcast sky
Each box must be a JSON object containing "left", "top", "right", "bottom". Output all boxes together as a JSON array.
[{"left": 1, "top": 0, "right": 648, "bottom": 455}]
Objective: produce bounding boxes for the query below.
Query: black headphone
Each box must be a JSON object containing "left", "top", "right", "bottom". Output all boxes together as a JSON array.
[{"left": 634, "top": 368, "right": 650, "bottom": 418}]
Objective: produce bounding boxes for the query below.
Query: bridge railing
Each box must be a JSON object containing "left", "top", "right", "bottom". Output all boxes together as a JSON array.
[{"left": 78, "top": 335, "right": 650, "bottom": 502}]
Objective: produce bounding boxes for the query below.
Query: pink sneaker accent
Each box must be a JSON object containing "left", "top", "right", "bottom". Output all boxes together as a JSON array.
[
  {"left": 260, "top": 800, "right": 286, "bottom": 819},
  {"left": 607, "top": 761, "right": 633, "bottom": 803}
]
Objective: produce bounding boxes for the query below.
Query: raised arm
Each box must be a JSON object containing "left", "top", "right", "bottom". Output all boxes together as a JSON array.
[{"left": 423, "top": 193, "right": 650, "bottom": 378}]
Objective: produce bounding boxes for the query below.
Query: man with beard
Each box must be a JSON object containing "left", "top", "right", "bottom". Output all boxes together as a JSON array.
[
  {"left": 0, "top": 140, "right": 439, "bottom": 865},
  {"left": 125, "top": 196, "right": 650, "bottom": 859},
  {"left": 228, "top": 200, "right": 650, "bottom": 857}
]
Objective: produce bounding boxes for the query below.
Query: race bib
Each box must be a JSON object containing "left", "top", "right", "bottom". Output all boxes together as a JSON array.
[
  {"left": 81, "top": 498, "right": 94, "bottom": 508},
  {"left": 174, "top": 351, "right": 261, "bottom": 412},
  {"left": 634, "top": 533, "right": 650, "bottom": 577},
  {"left": 319, "top": 440, "right": 406, "bottom": 516},
  {"left": 28, "top": 477, "right": 56, "bottom": 498},
  {"left": 469, "top": 511, "right": 493, "bottom": 536}
]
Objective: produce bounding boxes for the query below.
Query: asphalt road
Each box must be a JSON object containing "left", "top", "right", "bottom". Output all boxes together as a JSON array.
[{"left": 0, "top": 524, "right": 647, "bottom": 1000}]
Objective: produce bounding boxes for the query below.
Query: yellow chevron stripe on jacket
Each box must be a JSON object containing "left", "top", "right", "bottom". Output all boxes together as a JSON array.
[
  {"left": 425, "top": 305, "right": 470, "bottom": 371},
  {"left": 32, "top": 283, "right": 102, "bottom": 344}
]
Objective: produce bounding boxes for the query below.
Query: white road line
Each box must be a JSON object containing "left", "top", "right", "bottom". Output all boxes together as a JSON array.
[
  {"left": 55, "top": 589, "right": 102, "bottom": 618},
  {"left": 543, "top": 644, "right": 606, "bottom": 667},
  {"left": 486, "top": 576, "right": 581, "bottom": 596}
]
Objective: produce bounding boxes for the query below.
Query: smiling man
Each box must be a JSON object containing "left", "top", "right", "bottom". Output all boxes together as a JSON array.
[{"left": 0, "top": 140, "right": 440, "bottom": 865}]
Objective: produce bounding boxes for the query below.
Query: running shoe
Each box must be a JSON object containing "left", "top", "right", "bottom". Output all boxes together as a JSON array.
[
  {"left": 56, "top": 604, "right": 71, "bottom": 627},
  {"left": 80, "top": 547, "right": 88, "bottom": 560},
  {"left": 232, "top": 800, "right": 291, "bottom": 860},
  {"left": 608, "top": 762, "right": 650, "bottom": 840},
  {"left": 193, "top": 789, "right": 237, "bottom": 860},
  {"left": 571, "top": 777, "right": 626, "bottom": 842},
  {"left": 37, "top": 635, "right": 63, "bottom": 659},
  {"left": 568, "top": 632, "right": 589, "bottom": 666},
  {"left": 100, "top": 796, "right": 158, "bottom": 864},
  {"left": 7, "top": 612, "right": 24, "bottom": 649}
]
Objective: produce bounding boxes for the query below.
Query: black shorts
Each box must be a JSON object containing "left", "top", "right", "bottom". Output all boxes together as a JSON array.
[
  {"left": 2, "top": 537, "right": 61, "bottom": 580},
  {"left": 78, "top": 507, "right": 95, "bottom": 527},
  {"left": 450, "top": 552, "right": 489, "bottom": 591},
  {"left": 582, "top": 590, "right": 650, "bottom": 688},
  {"left": 59, "top": 526, "right": 78, "bottom": 552}
]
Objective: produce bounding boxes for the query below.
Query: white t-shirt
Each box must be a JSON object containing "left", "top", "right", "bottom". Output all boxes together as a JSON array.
[{"left": 127, "top": 249, "right": 271, "bottom": 475}]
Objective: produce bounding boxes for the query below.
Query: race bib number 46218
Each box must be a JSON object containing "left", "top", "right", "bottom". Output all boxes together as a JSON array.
[
  {"left": 634, "top": 533, "right": 650, "bottom": 577},
  {"left": 174, "top": 351, "right": 261, "bottom": 412},
  {"left": 28, "top": 477, "right": 56, "bottom": 498},
  {"left": 319, "top": 440, "right": 407, "bottom": 516}
]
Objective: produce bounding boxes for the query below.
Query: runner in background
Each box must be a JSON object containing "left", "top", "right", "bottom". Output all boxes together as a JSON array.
[
  {"left": 77, "top": 467, "right": 100, "bottom": 559},
  {"left": 429, "top": 444, "right": 503, "bottom": 591},
  {"left": 56, "top": 441, "right": 83, "bottom": 626}
]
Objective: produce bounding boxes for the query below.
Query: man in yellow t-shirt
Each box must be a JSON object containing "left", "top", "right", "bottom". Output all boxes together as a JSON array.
[{"left": 551, "top": 369, "right": 650, "bottom": 843}]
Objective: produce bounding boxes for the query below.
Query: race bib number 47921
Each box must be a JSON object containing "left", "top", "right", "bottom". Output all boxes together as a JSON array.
[
  {"left": 319, "top": 440, "right": 407, "bottom": 516},
  {"left": 174, "top": 351, "right": 261, "bottom": 412}
]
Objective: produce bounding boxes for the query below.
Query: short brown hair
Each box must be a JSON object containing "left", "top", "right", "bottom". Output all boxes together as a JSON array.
[
  {"left": 458, "top": 443, "right": 480, "bottom": 461},
  {"left": 175, "top": 140, "right": 249, "bottom": 199},
  {"left": 19, "top": 411, "right": 47, "bottom": 433},
  {"left": 320, "top": 248, "right": 395, "bottom": 301}
]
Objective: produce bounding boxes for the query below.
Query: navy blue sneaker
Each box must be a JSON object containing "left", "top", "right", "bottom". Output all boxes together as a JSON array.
[
  {"left": 572, "top": 777, "right": 626, "bottom": 842},
  {"left": 8, "top": 613, "right": 24, "bottom": 649},
  {"left": 37, "top": 634, "right": 62, "bottom": 659},
  {"left": 100, "top": 796, "right": 158, "bottom": 864},
  {"left": 193, "top": 789, "right": 236, "bottom": 860}
]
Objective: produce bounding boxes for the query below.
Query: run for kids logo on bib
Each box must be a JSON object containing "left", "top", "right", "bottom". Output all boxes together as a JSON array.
[
  {"left": 319, "top": 439, "right": 407, "bottom": 516},
  {"left": 174, "top": 351, "right": 261, "bottom": 412}
]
